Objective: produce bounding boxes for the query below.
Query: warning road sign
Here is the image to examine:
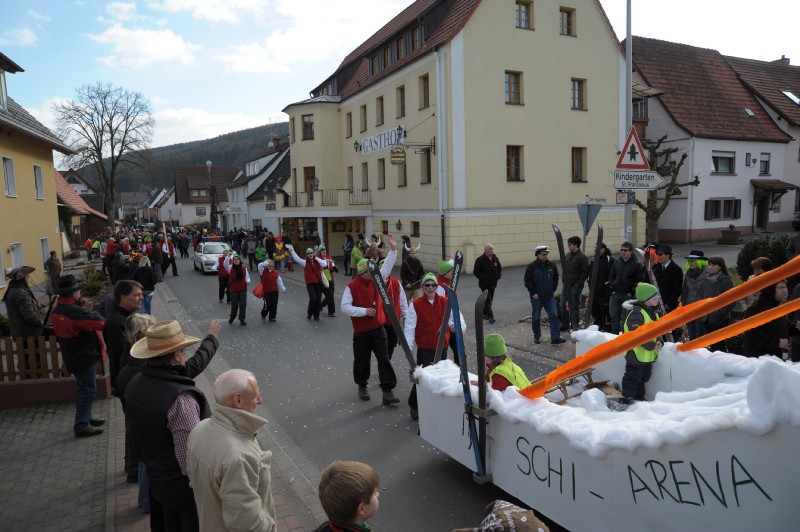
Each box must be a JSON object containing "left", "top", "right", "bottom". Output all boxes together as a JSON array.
[{"left": 616, "top": 127, "right": 650, "bottom": 170}]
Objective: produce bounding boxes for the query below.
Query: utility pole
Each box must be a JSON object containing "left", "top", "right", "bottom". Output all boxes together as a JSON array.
[{"left": 623, "top": 0, "right": 633, "bottom": 244}]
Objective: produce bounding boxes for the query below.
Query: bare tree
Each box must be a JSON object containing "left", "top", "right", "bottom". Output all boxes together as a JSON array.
[
  {"left": 53, "top": 82, "right": 154, "bottom": 221},
  {"left": 635, "top": 134, "right": 700, "bottom": 242}
]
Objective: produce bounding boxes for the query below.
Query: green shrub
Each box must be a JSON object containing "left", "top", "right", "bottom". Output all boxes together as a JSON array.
[
  {"left": 0, "top": 313, "right": 10, "bottom": 337},
  {"left": 81, "top": 266, "right": 106, "bottom": 297},
  {"left": 736, "top": 232, "right": 798, "bottom": 293}
]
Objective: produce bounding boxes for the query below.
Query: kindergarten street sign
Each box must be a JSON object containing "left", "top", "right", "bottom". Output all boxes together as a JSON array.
[{"left": 613, "top": 170, "right": 664, "bottom": 190}]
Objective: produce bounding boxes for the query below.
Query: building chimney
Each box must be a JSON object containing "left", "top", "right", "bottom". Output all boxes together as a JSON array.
[
  {"left": 271, "top": 136, "right": 281, "bottom": 149},
  {"left": 772, "top": 55, "right": 790, "bottom": 65}
]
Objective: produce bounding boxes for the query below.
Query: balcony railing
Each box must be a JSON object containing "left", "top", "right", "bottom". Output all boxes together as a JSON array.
[
  {"left": 322, "top": 189, "right": 338, "bottom": 206},
  {"left": 306, "top": 191, "right": 315, "bottom": 207},
  {"left": 349, "top": 189, "right": 372, "bottom": 205}
]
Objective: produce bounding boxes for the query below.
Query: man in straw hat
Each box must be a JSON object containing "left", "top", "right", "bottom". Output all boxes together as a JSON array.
[
  {"left": 125, "top": 319, "right": 220, "bottom": 531},
  {"left": 187, "top": 369, "right": 276, "bottom": 532},
  {"left": 341, "top": 234, "right": 399, "bottom": 404},
  {"left": 2, "top": 265, "right": 45, "bottom": 342},
  {"left": 51, "top": 274, "right": 107, "bottom": 437},
  {"left": 452, "top": 500, "right": 550, "bottom": 532}
]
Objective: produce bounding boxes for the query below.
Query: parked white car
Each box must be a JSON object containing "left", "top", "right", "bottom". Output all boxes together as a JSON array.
[{"left": 193, "top": 242, "right": 231, "bottom": 273}]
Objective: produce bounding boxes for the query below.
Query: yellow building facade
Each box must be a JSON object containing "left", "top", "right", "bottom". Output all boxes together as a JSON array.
[
  {"left": 281, "top": 0, "right": 644, "bottom": 270},
  {"left": 1, "top": 52, "right": 72, "bottom": 297}
]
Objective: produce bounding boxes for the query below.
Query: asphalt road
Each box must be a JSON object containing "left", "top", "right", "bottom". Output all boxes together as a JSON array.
[{"left": 162, "top": 256, "right": 566, "bottom": 531}]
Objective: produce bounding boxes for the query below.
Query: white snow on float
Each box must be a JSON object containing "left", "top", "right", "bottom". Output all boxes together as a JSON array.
[{"left": 416, "top": 328, "right": 799, "bottom": 532}]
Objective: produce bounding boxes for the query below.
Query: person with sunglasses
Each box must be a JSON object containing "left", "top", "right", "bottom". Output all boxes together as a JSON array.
[
  {"left": 523, "top": 246, "right": 566, "bottom": 345},
  {"left": 608, "top": 242, "right": 646, "bottom": 334},
  {"left": 403, "top": 272, "right": 466, "bottom": 420}
]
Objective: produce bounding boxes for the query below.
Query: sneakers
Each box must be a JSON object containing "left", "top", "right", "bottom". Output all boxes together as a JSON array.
[
  {"left": 358, "top": 386, "right": 370, "bottom": 401},
  {"left": 410, "top": 408, "right": 419, "bottom": 420},
  {"left": 382, "top": 390, "right": 400, "bottom": 405},
  {"left": 75, "top": 426, "right": 103, "bottom": 438},
  {"left": 551, "top": 338, "right": 567, "bottom": 344}
]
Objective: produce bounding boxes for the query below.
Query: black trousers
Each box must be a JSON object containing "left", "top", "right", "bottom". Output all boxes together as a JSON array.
[
  {"left": 320, "top": 280, "right": 336, "bottom": 315},
  {"left": 149, "top": 492, "right": 199, "bottom": 532},
  {"left": 408, "top": 348, "right": 437, "bottom": 409},
  {"left": 621, "top": 352, "right": 653, "bottom": 400},
  {"left": 218, "top": 276, "right": 229, "bottom": 302},
  {"left": 481, "top": 285, "right": 496, "bottom": 319},
  {"left": 162, "top": 257, "right": 177, "bottom": 276},
  {"left": 261, "top": 291, "right": 279, "bottom": 320},
  {"left": 384, "top": 324, "right": 398, "bottom": 360},
  {"left": 353, "top": 326, "right": 396, "bottom": 391},
  {"left": 229, "top": 290, "right": 247, "bottom": 322},
  {"left": 306, "top": 283, "right": 323, "bottom": 318}
]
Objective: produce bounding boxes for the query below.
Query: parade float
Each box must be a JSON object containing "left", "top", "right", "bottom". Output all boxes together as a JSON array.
[{"left": 415, "top": 255, "right": 800, "bottom": 532}]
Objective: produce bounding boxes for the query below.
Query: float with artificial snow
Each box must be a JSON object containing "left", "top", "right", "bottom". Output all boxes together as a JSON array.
[{"left": 416, "top": 255, "right": 800, "bottom": 531}]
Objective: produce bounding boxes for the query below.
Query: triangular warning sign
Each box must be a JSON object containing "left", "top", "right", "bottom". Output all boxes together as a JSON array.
[{"left": 616, "top": 127, "right": 650, "bottom": 170}]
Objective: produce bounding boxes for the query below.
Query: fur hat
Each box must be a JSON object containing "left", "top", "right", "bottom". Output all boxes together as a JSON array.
[
  {"left": 535, "top": 245, "right": 549, "bottom": 256},
  {"left": 635, "top": 282, "right": 659, "bottom": 303},
  {"left": 422, "top": 272, "right": 438, "bottom": 286},
  {"left": 438, "top": 260, "right": 453, "bottom": 276},
  {"left": 452, "top": 500, "right": 549, "bottom": 532},
  {"left": 130, "top": 320, "right": 201, "bottom": 359},
  {"left": 56, "top": 274, "right": 84, "bottom": 295},
  {"left": 484, "top": 334, "right": 508, "bottom": 358}
]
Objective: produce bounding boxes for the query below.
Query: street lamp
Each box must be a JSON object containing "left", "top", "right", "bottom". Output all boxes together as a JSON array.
[{"left": 207, "top": 160, "right": 218, "bottom": 230}]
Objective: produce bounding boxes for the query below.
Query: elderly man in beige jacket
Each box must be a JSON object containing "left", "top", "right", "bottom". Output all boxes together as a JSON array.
[{"left": 187, "top": 369, "right": 276, "bottom": 532}]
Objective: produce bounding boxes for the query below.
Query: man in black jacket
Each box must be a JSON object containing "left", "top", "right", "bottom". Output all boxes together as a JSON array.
[
  {"left": 125, "top": 319, "right": 220, "bottom": 531},
  {"left": 523, "top": 246, "right": 566, "bottom": 345},
  {"left": 562, "top": 236, "right": 589, "bottom": 332},
  {"left": 608, "top": 242, "right": 646, "bottom": 334},
  {"left": 653, "top": 244, "right": 683, "bottom": 313},
  {"left": 51, "top": 275, "right": 106, "bottom": 437},
  {"left": 473, "top": 243, "right": 502, "bottom": 323}
]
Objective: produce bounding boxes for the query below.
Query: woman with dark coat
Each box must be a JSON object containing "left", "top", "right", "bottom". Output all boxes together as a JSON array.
[
  {"left": 587, "top": 244, "right": 614, "bottom": 332},
  {"left": 742, "top": 281, "right": 790, "bottom": 357},
  {"left": 700, "top": 256, "right": 734, "bottom": 352},
  {"left": 130, "top": 255, "right": 157, "bottom": 314}
]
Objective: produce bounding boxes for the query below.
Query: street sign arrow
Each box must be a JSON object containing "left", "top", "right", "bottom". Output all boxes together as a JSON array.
[{"left": 613, "top": 170, "right": 664, "bottom": 190}]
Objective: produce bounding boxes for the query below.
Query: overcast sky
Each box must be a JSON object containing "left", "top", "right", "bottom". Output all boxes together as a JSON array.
[{"left": 2, "top": 0, "right": 797, "bottom": 148}]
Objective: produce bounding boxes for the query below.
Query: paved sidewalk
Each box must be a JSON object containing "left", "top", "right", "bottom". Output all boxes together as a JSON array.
[{"left": 0, "top": 273, "right": 319, "bottom": 532}]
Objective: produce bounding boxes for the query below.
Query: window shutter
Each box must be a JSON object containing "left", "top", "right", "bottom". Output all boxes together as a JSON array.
[
  {"left": 734, "top": 199, "right": 741, "bottom": 219},
  {"left": 704, "top": 200, "right": 714, "bottom": 220}
]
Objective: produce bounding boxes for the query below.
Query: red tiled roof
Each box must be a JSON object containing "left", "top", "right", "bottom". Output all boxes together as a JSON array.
[
  {"left": 631, "top": 37, "right": 790, "bottom": 143},
  {"left": 725, "top": 56, "right": 800, "bottom": 128},
  {"left": 173, "top": 165, "right": 240, "bottom": 204},
  {"left": 54, "top": 170, "right": 107, "bottom": 220}
]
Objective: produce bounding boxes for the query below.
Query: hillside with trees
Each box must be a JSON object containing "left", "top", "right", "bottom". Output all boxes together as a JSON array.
[{"left": 77, "top": 122, "right": 289, "bottom": 193}]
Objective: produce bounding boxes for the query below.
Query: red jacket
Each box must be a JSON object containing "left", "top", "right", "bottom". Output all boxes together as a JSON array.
[
  {"left": 304, "top": 259, "right": 324, "bottom": 285},
  {"left": 227, "top": 265, "right": 248, "bottom": 292},
  {"left": 411, "top": 294, "right": 449, "bottom": 350},
  {"left": 260, "top": 268, "right": 280, "bottom": 293},
  {"left": 217, "top": 256, "right": 229, "bottom": 277},
  {"left": 347, "top": 276, "right": 385, "bottom": 333},
  {"left": 382, "top": 276, "right": 401, "bottom": 326}
]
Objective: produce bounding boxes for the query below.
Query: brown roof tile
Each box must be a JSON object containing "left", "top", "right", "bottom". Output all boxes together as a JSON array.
[
  {"left": 725, "top": 56, "right": 800, "bottom": 128},
  {"left": 173, "top": 165, "right": 240, "bottom": 204},
  {"left": 631, "top": 37, "right": 790, "bottom": 143},
  {"left": 54, "top": 170, "right": 107, "bottom": 220}
]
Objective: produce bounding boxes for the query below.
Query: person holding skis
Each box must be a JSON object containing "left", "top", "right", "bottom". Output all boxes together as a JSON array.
[
  {"left": 404, "top": 272, "right": 465, "bottom": 420},
  {"left": 562, "top": 236, "right": 589, "bottom": 332},
  {"left": 400, "top": 245, "right": 424, "bottom": 302},
  {"left": 340, "top": 234, "right": 399, "bottom": 404},
  {"left": 588, "top": 243, "right": 614, "bottom": 332},
  {"left": 608, "top": 242, "right": 645, "bottom": 334},
  {"left": 379, "top": 256, "right": 407, "bottom": 360}
]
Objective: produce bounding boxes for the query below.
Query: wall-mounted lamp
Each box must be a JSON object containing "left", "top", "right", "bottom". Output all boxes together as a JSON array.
[
  {"left": 394, "top": 125, "right": 436, "bottom": 154},
  {"left": 314, "top": 177, "right": 320, "bottom": 191},
  {"left": 353, "top": 141, "right": 362, "bottom": 152},
  {"left": 395, "top": 220, "right": 402, "bottom": 231}
]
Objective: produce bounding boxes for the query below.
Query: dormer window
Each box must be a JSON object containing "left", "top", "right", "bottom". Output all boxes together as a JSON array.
[{"left": 0, "top": 71, "right": 7, "bottom": 111}]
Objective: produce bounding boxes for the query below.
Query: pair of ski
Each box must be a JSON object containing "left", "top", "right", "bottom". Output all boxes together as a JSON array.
[
  {"left": 368, "top": 252, "right": 486, "bottom": 478},
  {"left": 642, "top": 244, "right": 674, "bottom": 342},
  {"left": 552, "top": 224, "right": 604, "bottom": 330}
]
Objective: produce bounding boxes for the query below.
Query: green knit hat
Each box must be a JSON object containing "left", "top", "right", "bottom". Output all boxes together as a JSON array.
[
  {"left": 357, "top": 258, "right": 370, "bottom": 274},
  {"left": 437, "top": 260, "right": 453, "bottom": 276},
  {"left": 635, "top": 282, "right": 659, "bottom": 303},
  {"left": 306, "top": 247, "right": 314, "bottom": 254},
  {"left": 422, "top": 272, "right": 437, "bottom": 286},
  {"left": 484, "top": 333, "right": 508, "bottom": 358},
  {"left": 318, "top": 244, "right": 326, "bottom": 251}
]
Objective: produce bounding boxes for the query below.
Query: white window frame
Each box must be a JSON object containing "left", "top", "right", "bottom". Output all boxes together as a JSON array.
[
  {"left": 34, "top": 164, "right": 44, "bottom": 199},
  {"left": 711, "top": 151, "right": 736, "bottom": 174},
  {"left": 40, "top": 238, "right": 49, "bottom": 266},
  {"left": 0, "top": 71, "right": 7, "bottom": 111},
  {"left": 759, "top": 153, "right": 771, "bottom": 175},
  {"left": 3, "top": 156, "right": 17, "bottom": 196}
]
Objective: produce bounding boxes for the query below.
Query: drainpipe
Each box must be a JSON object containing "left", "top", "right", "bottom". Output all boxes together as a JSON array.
[
  {"left": 688, "top": 136, "right": 695, "bottom": 243},
  {"left": 435, "top": 46, "right": 447, "bottom": 259}
]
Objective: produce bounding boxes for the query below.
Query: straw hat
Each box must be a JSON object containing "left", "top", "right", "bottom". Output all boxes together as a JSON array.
[
  {"left": 130, "top": 320, "right": 201, "bottom": 359},
  {"left": 5, "top": 265, "right": 35, "bottom": 281}
]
